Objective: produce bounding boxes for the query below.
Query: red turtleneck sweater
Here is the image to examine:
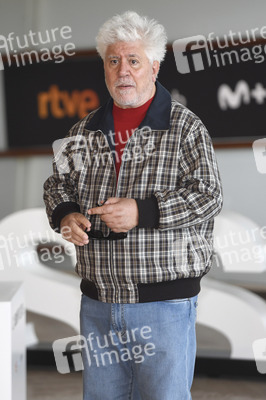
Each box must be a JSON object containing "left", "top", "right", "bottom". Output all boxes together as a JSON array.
[{"left": 112, "top": 96, "right": 154, "bottom": 179}]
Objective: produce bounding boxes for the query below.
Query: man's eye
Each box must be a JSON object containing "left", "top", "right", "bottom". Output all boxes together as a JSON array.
[
  {"left": 110, "top": 59, "right": 118, "bottom": 65},
  {"left": 130, "top": 59, "right": 139, "bottom": 65}
]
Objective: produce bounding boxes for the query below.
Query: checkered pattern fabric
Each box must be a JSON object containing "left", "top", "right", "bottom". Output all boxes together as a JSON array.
[{"left": 44, "top": 85, "right": 223, "bottom": 303}]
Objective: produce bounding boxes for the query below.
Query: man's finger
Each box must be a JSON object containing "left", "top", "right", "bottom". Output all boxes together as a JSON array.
[
  {"left": 88, "top": 197, "right": 120, "bottom": 215},
  {"left": 104, "top": 197, "right": 120, "bottom": 205},
  {"left": 60, "top": 213, "right": 91, "bottom": 245},
  {"left": 75, "top": 214, "right": 91, "bottom": 230},
  {"left": 71, "top": 223, "right": 89, "bottom": 240},
  {"left": 62, "top": 226, "right": 88, "bottom": 244},
  {"left": 71, "top": 231, "right": 89, "bottom": 246},
  {"left": 71, "top": 219, "right": 91, "bottom": 242},
  {"left": 71, "top": 236, "right": 89, "bottom": 246},
  {"left": 88, "top": 207, "right": 103, "bottom": 215},
  {"left": 88, "top": 204, "right": 111, "bottom": 215}
]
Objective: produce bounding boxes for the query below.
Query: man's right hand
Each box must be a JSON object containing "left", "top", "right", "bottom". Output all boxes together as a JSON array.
[{"left": 60, "top": 212, "right": 91, "bottom": 246}]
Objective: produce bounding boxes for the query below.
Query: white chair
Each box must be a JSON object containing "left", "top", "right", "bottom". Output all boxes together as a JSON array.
[
  {"left": 198, "top": 277, "right": 266, "bottom": 360},
  {"left": 200, "top": 210, "right": 266, "bottom": 359},
  {"left": 213, "top": 209, "right": 266, "bottom": 273},
  {"left": 209, "top": 209, "right": 266, "bottom": 291},
  {"left": 0, "top": 208, "right": 80, "bottom": 334}
]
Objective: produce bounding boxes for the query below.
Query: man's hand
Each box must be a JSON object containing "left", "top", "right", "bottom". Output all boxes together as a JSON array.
[
  {"left": 60, "top": 212, "right": 91, "bottom": 246},
  {"left": 88, "top": 198, "right": 139, "bottom": 232}
]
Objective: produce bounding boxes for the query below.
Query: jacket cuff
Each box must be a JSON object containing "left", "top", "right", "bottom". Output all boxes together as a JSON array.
[
  {"left": 135, "top": 195, "right": 159, "bottom": 228},
  {"left": 52, "top": 202, "right": 80, "bottom": 231}
]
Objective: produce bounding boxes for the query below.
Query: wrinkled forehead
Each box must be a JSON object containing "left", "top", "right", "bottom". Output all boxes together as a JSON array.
[{"left": 105, "top": 40, "right": 147, "bottom": 59}]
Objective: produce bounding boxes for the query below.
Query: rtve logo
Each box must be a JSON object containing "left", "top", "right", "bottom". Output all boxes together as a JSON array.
[{"left": 173, "top": 35, "right": 211, "bottom": 74}]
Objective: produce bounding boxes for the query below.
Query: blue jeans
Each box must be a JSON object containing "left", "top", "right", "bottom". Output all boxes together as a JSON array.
[{"left": 80, "top": 294, "right": 198, "bottom": 400}]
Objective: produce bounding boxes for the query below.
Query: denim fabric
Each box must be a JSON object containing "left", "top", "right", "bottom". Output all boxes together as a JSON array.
[{"left": 80, "top": 294, "right": 198, "bottom": 400}]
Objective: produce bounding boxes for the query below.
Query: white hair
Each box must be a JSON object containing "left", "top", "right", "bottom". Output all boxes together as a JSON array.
[{"left": 96, "top": 11, "right": 167, "bottom": 64}]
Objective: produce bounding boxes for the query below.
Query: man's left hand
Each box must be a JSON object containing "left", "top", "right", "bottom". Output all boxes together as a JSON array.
[{"left": 87, "top": 198, "right": 139, "bottom": 232}]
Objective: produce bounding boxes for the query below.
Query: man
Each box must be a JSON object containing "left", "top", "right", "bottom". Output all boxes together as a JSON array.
[{"left": 44, "top": 11, "right": 223, "bottom": 400}]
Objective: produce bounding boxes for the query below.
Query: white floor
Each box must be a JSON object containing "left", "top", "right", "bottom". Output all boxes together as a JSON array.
[
  {"left": 26, "top": 291, "right": 266, "bottom": 400},
  {"left": 27, "top": 368, "right": 266, "bottom": 400}
]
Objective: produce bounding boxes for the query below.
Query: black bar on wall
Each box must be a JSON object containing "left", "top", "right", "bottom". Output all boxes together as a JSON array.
[{"left": 3, "top": 38, "right": 266, "bottom": 149}]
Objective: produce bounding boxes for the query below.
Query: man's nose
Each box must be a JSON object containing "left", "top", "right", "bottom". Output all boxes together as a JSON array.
[{"left": 118, "top": 59, "right": 130, "bottom": 76}]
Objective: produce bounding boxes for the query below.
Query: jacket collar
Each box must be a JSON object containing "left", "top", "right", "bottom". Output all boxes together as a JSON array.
[{"left": 85, "top": 81, "right": 171, "bottom": 135}]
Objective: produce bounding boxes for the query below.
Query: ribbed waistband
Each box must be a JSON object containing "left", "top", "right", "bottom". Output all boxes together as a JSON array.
[{"left": 80, "top": 276, "right": 202, "bottom": 303}]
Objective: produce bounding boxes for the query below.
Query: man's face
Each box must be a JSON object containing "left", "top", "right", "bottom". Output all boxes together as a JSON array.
[{"left": 104, "top": 41, "right": 160, "bottom": 108}]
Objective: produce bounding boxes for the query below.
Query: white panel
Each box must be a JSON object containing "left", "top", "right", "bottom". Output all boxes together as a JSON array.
[
  {"left": 0, "top": 282, "right": 26, "bottom": 400},
  {"left": 30, "top": 0, "right": 266, "bottom": 49}
]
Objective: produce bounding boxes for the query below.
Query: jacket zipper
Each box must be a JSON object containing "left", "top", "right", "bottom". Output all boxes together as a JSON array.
[
  {"left": 100, "top": 129, "right": 139, "bottom": 303},
  {"left": 98, "top": 130, "right": 119, "bottom": 302},
  {"left": 111, "top": 130, "right": 140, "bottom": 302}
]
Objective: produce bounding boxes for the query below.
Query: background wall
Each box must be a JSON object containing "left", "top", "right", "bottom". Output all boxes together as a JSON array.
[{"left": 0, "top": 0, "right": 266, "bottom": 227}]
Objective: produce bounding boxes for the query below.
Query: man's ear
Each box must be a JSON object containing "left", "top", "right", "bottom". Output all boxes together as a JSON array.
[{"left": 152, "top": 60, "right": 160, "bottom": 82}]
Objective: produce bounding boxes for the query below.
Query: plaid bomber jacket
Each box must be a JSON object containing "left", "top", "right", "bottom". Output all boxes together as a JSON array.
[{"left": 43, "top": 82, "right": 223, "bottom": 303}]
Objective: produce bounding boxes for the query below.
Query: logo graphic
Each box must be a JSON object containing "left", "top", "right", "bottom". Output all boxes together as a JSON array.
[
  {"left": 0, "top": 34, "right": 10, "bottom": 70},
  {"left": 0, "top": 27, "right": 75, "bottom": 70},
  {"left": 53, "top": 335, "right": 90, "bottom": 374},
  {"left": 252, "top": 338, "right": 266, "bottom": 374},
  {"left": 53, "top": 135, "right": 89, "bottom": 174},
  {"left": 252, "top": 138, "right": 266, "bottom": 174},
  {"left": 173, "top": 35, "right": 211, "bottom": 74}
]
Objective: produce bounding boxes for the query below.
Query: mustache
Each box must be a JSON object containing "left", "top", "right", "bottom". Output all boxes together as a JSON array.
[{"left": 114, "top": 80, "right": 136, "bottom": 87}]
